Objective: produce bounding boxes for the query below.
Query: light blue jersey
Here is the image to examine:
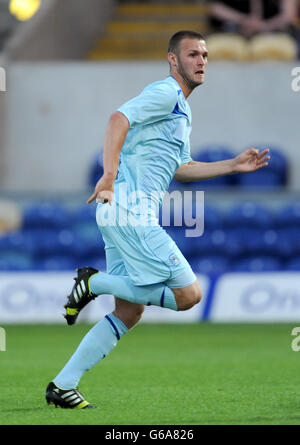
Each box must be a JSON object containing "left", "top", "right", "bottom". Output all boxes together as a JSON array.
[
  {"left": 96, "top": 75, "right": 196, "bottom": 287},
  {"left": 115, "top": 75, "right": 193, "bottom": 219}
]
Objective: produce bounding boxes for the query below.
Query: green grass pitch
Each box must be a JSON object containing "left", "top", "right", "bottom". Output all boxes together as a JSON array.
[{"left": 0, "top": 323, "right": 300, "bottom": 425}]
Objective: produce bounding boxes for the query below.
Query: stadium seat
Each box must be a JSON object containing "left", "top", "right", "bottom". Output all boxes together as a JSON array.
[
  {"left": 274, "top": 201, "right": 300, "bottom": 228},
  {"left": 23, "top": 202, "right": 71, "bottom": 230},
  {"left": 88, "top": 151, "right": 104, "bottom": 188},
  {"left": 277, "top": 228, "right": 300, "bottom": 258},
  {"left": 249, "top": 33, "right": 298, "bottom": 61},
  {"left": 23, "top": 229, "right": 64, "bottom": 257},
  {"left": 71, "top": 204, "right": 105, "bottom": 257},
  {"left": 223, "top": 201, "right": 274, "bottom": 229},
  {"left": 232, "top": 256, "right": 282, "bottom": 272},
  {"left": 0, "top": 251, "right": 34, "bottom": 271},
  {"left": 235, "top": 147, "right": 288, "bottom": 188},
  {"left": 203, "top": 204, "right": 224, "bottom": 230},
  {"left": 219, "top": 229, "right": 245, "bottom": 258},
  {"left": 285, "top": 257, "right": 300, "bottom": 271},
  {"left": 206, "top": 33, "right": 250, "bottom": 60},
  {"left": 80, "top": 256, "right": 107, "bottom": 271},
  {"left": 195, "top": 229, "right": 228, "bottom": 257},
  {"left": 190, "top": 255, "right": 231, "bottom": 275},
  {"left": 164, "top": 227, "right": 198, "bottom": 258},
  {"left": 36, "top": 255, "right": 77, "bottom": 271},
  {"left": 161, "top": 201, "right": 220, "bottom": 232},
  {"left": 73, "top": 204, "right": 98, "bottom": 223},
  {"left": 192, "top": 145, "right": 236, "bottom": 163},
  {"left": 73, "top": 234, "right": 106, "bottom": 259},
  {"left": 0, "top": 230, "right": 35, "bottom": 254}
]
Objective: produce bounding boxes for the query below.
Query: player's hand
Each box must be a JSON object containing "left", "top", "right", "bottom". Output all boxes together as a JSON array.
[
  {"left": 87, "top": 175, "right": 114, "bottom": 205},
  {"left": 232, "top": 147, "right": 270, "bottom": 174}
]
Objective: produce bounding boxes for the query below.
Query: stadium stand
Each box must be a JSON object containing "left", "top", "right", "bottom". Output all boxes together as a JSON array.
[
  {"left": 87, "top": 1, "right": 209, "bottom": 60},
  {"left": 207, "top": 0, "right": 299, "bottom": 60},
  {"left": 205, "top": 31, "right": 299, "bottom": 61},
  {"left": 1, "top": 190, "right": 299, "bottom": 274}
]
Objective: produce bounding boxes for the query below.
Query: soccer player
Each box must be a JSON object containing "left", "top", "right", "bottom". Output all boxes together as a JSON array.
[{"left": 46, "top": 30, "right": 270, "bottom": 409}]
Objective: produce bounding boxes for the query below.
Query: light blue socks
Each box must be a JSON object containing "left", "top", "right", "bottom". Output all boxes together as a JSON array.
[
  {"left": 89, "top": 272, "right": 178, "bottom": 311},
  {"left": 54, "top": 275, "right": 178, "bottom": 389},
  {"left": 53, "top": 313, "right": 128, "bottom": 389}
]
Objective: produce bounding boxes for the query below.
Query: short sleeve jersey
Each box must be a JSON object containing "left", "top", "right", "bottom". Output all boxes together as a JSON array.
[{"left": 116, "top": 75, "right": 193, "bottom": 217}]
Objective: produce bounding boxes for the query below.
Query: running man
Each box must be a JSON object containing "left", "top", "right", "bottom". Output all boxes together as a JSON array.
[{"left": 46, "top": 30, "right": 270, "bottom": 409}]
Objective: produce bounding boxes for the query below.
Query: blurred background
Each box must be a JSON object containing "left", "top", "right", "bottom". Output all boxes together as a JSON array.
[{"left": 0, "top": 0, "right": 300, "bottom": 324}]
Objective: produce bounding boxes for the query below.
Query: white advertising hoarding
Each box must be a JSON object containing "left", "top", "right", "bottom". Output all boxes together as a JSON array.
[
  {"left": 209, "top": 272, "right": 300, "bottom": 322},
  {"left": 0, "top": 272, "right": 209, "bottom": 324}
]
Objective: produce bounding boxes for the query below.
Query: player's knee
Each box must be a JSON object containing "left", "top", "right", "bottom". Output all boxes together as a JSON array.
[
  {"left": 114, "top": 304, "right": 145, "bottom": 329},
  {"left": 131, "top": 304, "right": 145, "bottom": 324},
  {"left": 176, "top": 286, "right": 202, "bottom": 311}
]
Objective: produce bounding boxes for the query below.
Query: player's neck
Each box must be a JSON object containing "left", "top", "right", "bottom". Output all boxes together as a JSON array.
[{"left": 169, "top": 73, "right": 192, "bottom": 99}]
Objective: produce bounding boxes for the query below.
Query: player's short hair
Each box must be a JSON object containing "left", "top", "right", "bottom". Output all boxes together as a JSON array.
[{"left": 168, "top": 30, "right": 206, "bottom": 56}]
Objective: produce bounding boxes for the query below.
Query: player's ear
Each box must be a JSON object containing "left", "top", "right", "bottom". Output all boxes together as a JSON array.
[{"left": 168, "top": 52, "right": 178, "bottom": 69}]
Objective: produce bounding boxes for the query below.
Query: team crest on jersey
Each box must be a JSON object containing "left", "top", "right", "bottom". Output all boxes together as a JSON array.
[{"left": 169, "top": 253, "right": 180, "bottom": 266}]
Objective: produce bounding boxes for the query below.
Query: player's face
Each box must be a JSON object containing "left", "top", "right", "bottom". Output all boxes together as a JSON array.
[{"left": 176, "top": 38, "right": 208, "bottom": 90}]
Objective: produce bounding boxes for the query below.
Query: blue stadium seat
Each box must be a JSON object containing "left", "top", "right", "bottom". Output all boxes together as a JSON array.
[
  {"left": 218, "top": 229, "right": 245, "bottom": 258},
  {"left": 72, "top": 227, "right": 105, "bottom": 258},
  {"left": 88, "top": 151, "right": 104, "bottom": 188},
  {"left": 223, "top": 201, "right": 274, "bottom": 229},
  {"left": 71, "top": 204, "right": 105, "bottom": 257},
  {"left": 164, "top": 227, "right": 199, "bottom": 257},
  {"left": 36, "top": 255, "right": 77, "bottom": 271},
  {"left": 285, "top": 257, "right": 300, "bottom": 271},
  {"left": 235, "top": 146, "right": 288, "bottom": 188},
  {"left": 0, "top": 231, "right": 35, "bottom": 254},
  {"left": 274, "top": 201, "right": 300, "bottom": 228},
  {"left": 73, "top": 204, "right": 97, "bottom": 223},
  {"left": 223, "top": 228, "right": 259, "bottom": 257},
  {"left": 190, "top": 255, "right": 231, "bottom": 275},
  {"left": 192, "top": 145, "right": 235, "bottom": 163},
  {"left": 79, "top": 256, "right": 107, "bottom": 271},
  {"left": 23, "top": 202, "right": 71, "bottom": 230},
  {"left": 193, "top": 229, "right": 228, "bottom": 257},
  {"left": 232, "top": 256, "right": 282, "bottom": 272},
  {"left": 0, "top": 251, "right": 34, "bottom": 271},
  {"left": 268, "top": 229, "right": 297, "bottom": 259},
  {"left": 161, "top": 201, "right": 223, "bottom": 232},
  {"left": 235, "top": 170, "right": 282, "bottom": 188},
  {"left": 203, "top": 204, "right": 224, "bottom": 230},
  {"left": 24, "top": 229, "right": 61, "bottom": 257}
]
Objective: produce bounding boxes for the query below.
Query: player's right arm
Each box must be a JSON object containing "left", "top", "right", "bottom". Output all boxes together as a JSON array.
[
  {"left": 87, "top": 80, "right": 178, "bottom": 205},
  {"left": 87, "top": 111, "right": 129, "bottom": 205}
]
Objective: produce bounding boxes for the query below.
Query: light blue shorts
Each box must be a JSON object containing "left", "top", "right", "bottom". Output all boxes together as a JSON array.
[{"left": 96, "top": 203, "right": 196, "bottom": 288}]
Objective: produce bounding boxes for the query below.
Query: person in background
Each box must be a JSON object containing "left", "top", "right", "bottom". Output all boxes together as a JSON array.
[{"left": 209, "top": 0, "right": 298, "bottom": 38}]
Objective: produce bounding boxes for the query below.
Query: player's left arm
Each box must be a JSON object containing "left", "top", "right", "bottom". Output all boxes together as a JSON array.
[{"left": 174, "top": 147, "right": 270, "bottom": 182}]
